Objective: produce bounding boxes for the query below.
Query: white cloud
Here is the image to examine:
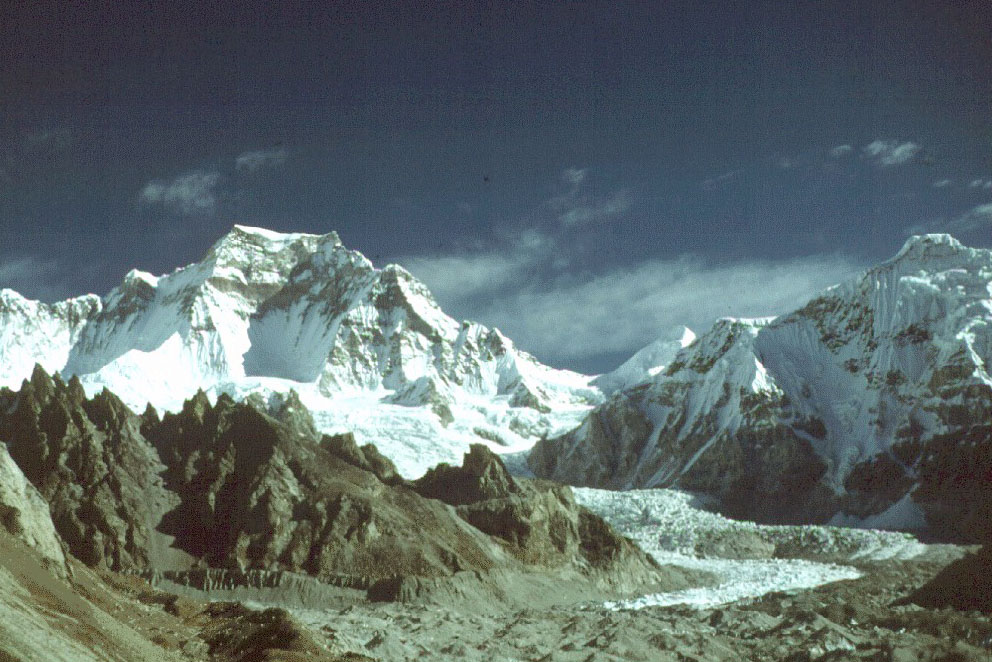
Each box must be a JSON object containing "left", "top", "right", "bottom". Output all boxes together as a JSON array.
[
  {"left": 968, "top": 178, "right": 992, "bottom": 189},
  {"left": 933, "top": 179, "right": 953, "bottom": 188},
  {"left": 139, "top": 171, "right": 221, "bottom": 214},
  {"left": 402, "top": 245, "right": 862, "bottom": 368},
  {"left": 862, "top": 140, "right": 921, "bottom": 167},
  {"left": 557, "top": 189, "right": 631, "bottom": 227},
  {"left": 829, "top": 144, "right": 853, "bottom": 158},
  {"left": 480, "top": 256, "right": 862, "bottom": 363},
  {"left": 235, "top": 148, "right": 287, "bottom": 172},
  {"left": 946, "top": 203, "right": 992, "bottom": 233},
  {"left": 561, "top": 168, "right": 587, "bottom": 186}
]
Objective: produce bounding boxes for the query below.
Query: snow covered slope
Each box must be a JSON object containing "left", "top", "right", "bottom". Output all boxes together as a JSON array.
[
  {"left": 531, "top": 235, "right": 992, "bottom": 539},
  {"left": 591, "top": 326, "right": 696, "bottom": 395},
  {"left": 0, "top": 225, "right": 600, "bottom": 477}
]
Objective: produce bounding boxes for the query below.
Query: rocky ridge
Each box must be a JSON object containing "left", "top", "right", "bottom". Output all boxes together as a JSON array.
[
  {"left": 0, "top": 441, "right": 66, "bottom": 571},
  {"left": 0, "top": 365, "right": 671, "bottom": 601}
]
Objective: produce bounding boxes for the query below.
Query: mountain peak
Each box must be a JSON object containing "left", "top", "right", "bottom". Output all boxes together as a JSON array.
[
  {"left": 229, "top": 224, "right": 340, "bottom": 246},
  {"left": 890, "top": 233, "right": 967, "bottom": 264},
  {"left": 206, "top": 225, "right": 342, "bottom": 268}
]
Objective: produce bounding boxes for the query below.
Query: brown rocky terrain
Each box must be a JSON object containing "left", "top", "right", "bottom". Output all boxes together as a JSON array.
[
  {"left": 1, "top": 365, "right": 990, "bottom": 661},
  {"left": 2, "top": 516, "right": 989, "bottom": 662},
  {"left": 0, "top": 366, "right": 669, "bottom": 592}
]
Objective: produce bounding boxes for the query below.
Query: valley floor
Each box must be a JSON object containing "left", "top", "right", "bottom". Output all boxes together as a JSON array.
[{"left": 3, "top": 486, "right": 990, "bottom": 662}]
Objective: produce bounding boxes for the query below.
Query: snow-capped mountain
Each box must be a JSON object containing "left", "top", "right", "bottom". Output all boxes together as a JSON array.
[
  {"left": 0, "top": 225, "right": 600, "bottom": 477},
  {"left": 591, "top": 326, "right": 696, "bottom": 395},
  {"left": 530, "top": 235, "right": 992, "bottom": 540}
]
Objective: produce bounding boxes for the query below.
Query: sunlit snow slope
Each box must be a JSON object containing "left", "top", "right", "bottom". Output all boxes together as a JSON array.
[
  {"left": 0, "top": 225, "right": 600, "bottom": 477},
  {"left": 532, "top": 235, "right": 992, "bottom": 539}
]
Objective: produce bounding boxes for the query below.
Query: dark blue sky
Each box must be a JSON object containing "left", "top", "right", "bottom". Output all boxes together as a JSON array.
[{"left": 2, "top": 1, "right": 991, "bottom": 373}]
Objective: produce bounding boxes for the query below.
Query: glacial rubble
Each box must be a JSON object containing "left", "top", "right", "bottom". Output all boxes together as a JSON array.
[{"left": 0, "top": 367, "right": 989, "bottom": 661}]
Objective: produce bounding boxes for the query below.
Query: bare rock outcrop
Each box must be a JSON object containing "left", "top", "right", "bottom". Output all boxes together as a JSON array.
[
  {"left": 0, "top": 442, "right": 65, "bottom": 570},
  {"left": 0, "top": 365, "right": 181, "bottom": 571},
  {"left": 0, "top": 367, "right": 678, "bottom": 606},
  {"left": 415, "top": 445, "right": 663, "bottom": 588},
  {"left": 145, "top": 392, "right": 510, "bottom": 580}
]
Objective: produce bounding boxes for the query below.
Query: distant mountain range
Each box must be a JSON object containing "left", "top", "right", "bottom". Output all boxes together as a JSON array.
[
  {"left": 531, "top": 234, "right": 992, "bottom": 541},
  {"left": 0, "top": 225, "right": 600, "bottom": 478},
  {"left": 2, "top": 227, "right": 989, "bottom": 540}
]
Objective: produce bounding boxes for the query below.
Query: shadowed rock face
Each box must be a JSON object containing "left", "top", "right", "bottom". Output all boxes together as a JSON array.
[
  {"left": 529, "top": 384, "right": 838, "bottom": 526},
  {"left": 414, "top": 444, "right": 520, "bottom": 506},
  {"left": 145, "top": 393, "right": 508, "bottom": 580},
  {"left": 414, "top": 445, "right": 661, "bottom": 582},
  {"left": 530, "top": 237, "right": 992, "bottom": 540},
  {"left": 903, "top": 546, "right": 992, "bottom": 613},
  {"left": 0, "top": 365, "right": 179, "bottom": 571},
  {"left": 0, "top": 366, "right": 662, "bottom": 594},
  {"left": 912, "top": 421, "right": 992, "bottom": 542}
]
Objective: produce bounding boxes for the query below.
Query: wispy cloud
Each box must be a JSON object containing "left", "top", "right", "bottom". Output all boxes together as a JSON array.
[
  {"left": 400, "top": 230, "right": 553, "bottom": 303},
  {"left": 968, "top": 178, "right": 992, "bottom": 190},
  {"left": 235, "top": 148, "right": 287, "bottom": 173},
  {"left": 701, "top": 169, "right": 743, "bottom": 191},
  {"left": 906, "top": 202, "right": 992, "bottom": 237},
  {"left": 933, "top": 179, "right": 953, "bottom": 188},
  {"left": 0, "top": 256, "right": 65, "bottom": 301},
  {"left": 22, "top": 128, "right": 73, "bottom": 152},
  {"left": 547, "top": 168, "right": 631, "bottom": 227},
  {"left": 0, "top": 257, "right": 57, "bottom": 286},
  {"left": 402, "top": 243, "right": 861, "bottom": 367},
  {"left": 138, "top": 171, "right": 222, "bottom": 214},
  {"left": 946, "top": 203, "right": 992, "bottom": 233},
  {"left": 556, "top": 189, "right": 631, "bottom": 227},
  {"left": 829, "top": 144, "right": 853, "bottom": 158},
  {"left": 561, "top": 167, "right": 587, "bottom": 186},
  {"left": 399, "top": 167, "right": 864, "bottom": 369},
  {"left": 862, "top": 140, "right": 921, "bottom": 167}
]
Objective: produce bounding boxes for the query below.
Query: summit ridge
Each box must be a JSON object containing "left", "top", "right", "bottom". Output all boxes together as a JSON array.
[{"left": 0, "top": 226, "right": 600, "bottom": 478}]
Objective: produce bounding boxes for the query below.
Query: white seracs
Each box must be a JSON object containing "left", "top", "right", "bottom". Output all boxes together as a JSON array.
[{"left": 0, "top": 225, "right": 600, "bottom": 478}]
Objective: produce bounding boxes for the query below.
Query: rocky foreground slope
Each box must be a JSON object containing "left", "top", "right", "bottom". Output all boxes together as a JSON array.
[
  {"left": 3, "top": 431, "right": 990, "bottom": 661},
  {"left": 0, "top": 224, "right": 599, "bottom": 478},
  {"left": 0, "top": 365, "right": 672, "bottom": 596},
  {"left": 531, "top": 234, "right": 992, "bottom": 541}
]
